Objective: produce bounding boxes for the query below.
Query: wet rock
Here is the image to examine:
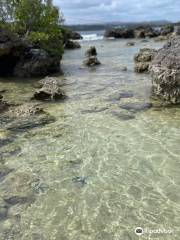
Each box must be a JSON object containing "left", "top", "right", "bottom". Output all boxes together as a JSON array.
[
  {"left": 0, "top": 95, "right": 9, "bottom": 113},
  {"left": 119, "top": 102, "right": 152, "bottom": 112},
  {"left": 154, "top": 35, "right": 169, "bottom": 42},
  {"left": 0, "top": 198, "right": 8, "bottom": 220},
  {"left": 81, "top": 106, "right": 108, "bottom": 114},
  {"left": 160, "top": 24, "right": 174, "bottom": 36},
  {"left": 69, "top": 31, "right": 83, "bottom": 40},
  {"left": 0, "top": 28, "right": 26, "bottom": 76},
  {"left": 111, "top": 110, "right": 135, "bottom": 120},
  {"left": 0, "top": 129, "right": 13, "bottom": 144},
  {"left": 141, "top": 39, "right": 149, "bottom": 43},
  {"left": 105, "top": 26, "right": 160, "bottom": 39},
  {"left": 0, "top": 27, "right": 61, "bottom": 77},
  {"left": 1, "top": 171, "right": 39, "bottom": 206},
  {"left": 134, "top": 48, "right": 157, "bottom": 73},
  {"left": 150, "top": 37, "right": 180, "bottom": 103},
  {"left": 1, "top": 219, "right": 13, "bottom": 232},
  {"left": 0, "top": 164, "right": 13, "bottom": 181},
  {"left": 126, "top": 42, "right": 135, "bottom": 46},
  {"left": 3, "top": 103, "right": 55, "bottom": 131},
  {"left": 0, "top": 89, "right": 7, "bottom": 94},
  {"left": 175, "top": 26, "right": 180, "bottom": 36},
  {"left": 134, "top": 62, "right": 150, "bottom": 73},
  {"left": 85, "top": 46, "right": 97, "bottom": 57},
  {"left": 120, "top": 65, "right": 128, "bottom": 71},
  {"left": 65, "top": 40, "right": 81, "bottom": 49},
  {"left": 134, "top": 26, "right": 160, "bottom": 38},
  {"left": 13, "top": 48, "right": 61, "bottom": 78},
  {"left": 33, "top": 77, "right": 66, "bottom": 101},
  {"left": 83, "top": 56, "right": 101, "bottom": 67},
  {"left": 84, "top": 46, "right": 101, "bottom": 67},
  {"left": 119, "top": 92, "right": 134, "bottom": 98},
  {"left": 107, "top": 91, "right": 134, "bottom": 102},
  {"left": 104, "top": 28, "right": 134, "bottom": 38}
]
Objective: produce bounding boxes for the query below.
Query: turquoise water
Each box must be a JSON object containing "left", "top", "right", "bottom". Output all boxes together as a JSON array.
[{"left": 0, "top": 38, "right": 180, "bottom": 239}]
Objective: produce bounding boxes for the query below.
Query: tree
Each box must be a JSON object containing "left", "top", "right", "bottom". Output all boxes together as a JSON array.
[
  {"left": 0, "top": 0, "right": 14, "bottom": 22},
  {"left": 0, "top": 0, "right": 65, "bottom": 57}
]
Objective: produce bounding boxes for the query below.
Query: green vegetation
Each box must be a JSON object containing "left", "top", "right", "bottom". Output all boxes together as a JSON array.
[{"left": 0, "top": 0, "right": 65, "bottom": 56}]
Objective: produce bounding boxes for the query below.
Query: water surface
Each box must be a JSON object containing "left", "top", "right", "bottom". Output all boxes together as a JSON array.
[{"left": 0, "top": 37, "right": 180, "bottom": 240}]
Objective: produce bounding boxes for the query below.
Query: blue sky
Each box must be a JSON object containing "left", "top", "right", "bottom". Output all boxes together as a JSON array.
[{"left": 54, "top": 0, "right": 180, "bottom": 24}]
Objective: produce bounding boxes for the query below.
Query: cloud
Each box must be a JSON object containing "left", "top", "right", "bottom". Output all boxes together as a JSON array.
[{"left": 54, "top": 0, "right": 180, "bottom": 24}]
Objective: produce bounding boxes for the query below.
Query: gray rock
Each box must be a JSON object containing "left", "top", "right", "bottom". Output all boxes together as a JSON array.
[
  {"left": 150, "top": 37, "right": 180, "bottom": 103},
  {"left": 2, "top": 103, "right": 55, "bottom": 131},
  {"left": 1, "top": 171, "right": 39, "bottom": 206},
  {"left": 107, "top": 91, "right": 134, "bottom": 102},
  {"left": 33, "top": 77, "right": 66, "bottom": 101},
  {"left": 81, "top": 106, "right": 108, "bottom": 114},
  {"left": 119, "top": 102, "right": 152, "bottom": 112},
  {"left": 65, "top": 40, "right": 81, "bottom": 49},
  {"left": 83, "top": 56, "right": 101, "bottom": 67},
  {"left": 126, "top": 42, "right": 135, "bottom": 46},
  {"left": 84, "top": 46, "right": 101, "bottom": 67},
  {"left": 0, "top": 198, "right": 8, "bottom": 220},
  {"left": 160, "top": 24, "right": 174, "bottom": 36},
  {"left": 14, "top": 49, "right": 60, "bottom": 78},
  {"left": 0, "top": 95, "right": 9, "bottom": 113},
  {"left": 104, "top": 28, "right": 134, "bottom": 38},
  {"left": 85, "top": 46, "right": 97, "bottom": 57},
  {"left": 0, "top": 27, "right": 62, "bottom": 77},
  {"left": 111, "top": 110, "right": 135, "bottom": 120},
  {"left": 134, "top": 48, "right": 157, "bottom": 73},
  {"left": 0, "top": 164, "right": 13, "bottom": 181}
]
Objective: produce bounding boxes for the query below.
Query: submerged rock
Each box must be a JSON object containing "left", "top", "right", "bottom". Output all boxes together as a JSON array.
[
  {"left": 81, "top": 106, "right": 108, "bottom": 114},
  {"left": 0, "top": 95, "right": 9, "bottom": 113},
  {"left": 107, "top": 91, "right": 134, "bottom": 102},
  {"left": 2, "top": 103, "right": 55, "bottom": 131},
  {"left": 119, "top": 102, "right": 152, "bottom": 112},
  {"left": 0, "top": 198, "right": 8, "bottom": 220},
  {"left": 111, "top": 110, "right": 135, "bottom": 120},
  {"left": 33, "top": 77, "right": 66, "bottom": 101},
  {"left": 0, "top": 164, "right": 13, "bottom": 181},
  {"left": 1, "top": 171, "right": 39, "bottom": 205},
  {"left": 120, "top": 65, "right": 128, "bottom": 71},
  {"left": 150, "top": 37, "right": 180, "bottom": 104},
  {"left": 134, "top": 48, "right": 157, "bottom": 73},
  {"left": 84, "top": 46, "right": 101, "bottom": 67}
]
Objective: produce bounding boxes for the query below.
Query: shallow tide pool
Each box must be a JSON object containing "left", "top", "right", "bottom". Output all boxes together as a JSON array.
[{"left": 0, "top": 38, "right": 180, "bottom": 240}]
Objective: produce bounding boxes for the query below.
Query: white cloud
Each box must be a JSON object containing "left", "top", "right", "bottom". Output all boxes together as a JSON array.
[{"left": 54, "top": 0, "right": 180, "bottom": 24}]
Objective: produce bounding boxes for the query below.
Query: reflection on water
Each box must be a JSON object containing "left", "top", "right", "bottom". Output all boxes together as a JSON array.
[{"left": 0, "top": 38, "right": 180, "bottom": 239}]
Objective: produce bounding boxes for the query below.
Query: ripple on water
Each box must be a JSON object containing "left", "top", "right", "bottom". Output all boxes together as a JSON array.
[{"left": 0, "top": 38, "right": 180, "bottom": 239}]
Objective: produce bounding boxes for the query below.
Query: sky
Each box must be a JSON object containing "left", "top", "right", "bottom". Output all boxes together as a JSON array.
[{"left": 54, "top": 0, "right": 180, "bottom": 24}]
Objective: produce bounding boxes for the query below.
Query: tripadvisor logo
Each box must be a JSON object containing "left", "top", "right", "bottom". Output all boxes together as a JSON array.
[{"left": 135, "top": 227, "right": 144, "bottom": 236}]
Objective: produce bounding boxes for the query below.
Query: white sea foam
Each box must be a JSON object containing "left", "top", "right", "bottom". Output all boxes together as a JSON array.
[{"left": 81, "top": 34, "right": 104, "bottom": 41}]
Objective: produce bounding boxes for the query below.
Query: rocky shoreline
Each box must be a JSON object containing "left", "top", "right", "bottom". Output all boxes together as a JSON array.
[{"left": 104, "top": 24, "right": 177, "bottom": 40}]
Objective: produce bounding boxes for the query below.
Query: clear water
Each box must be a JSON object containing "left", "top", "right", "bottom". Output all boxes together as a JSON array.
[{"left": 1, "top": 38, "right": 180, "bottom": 240}]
